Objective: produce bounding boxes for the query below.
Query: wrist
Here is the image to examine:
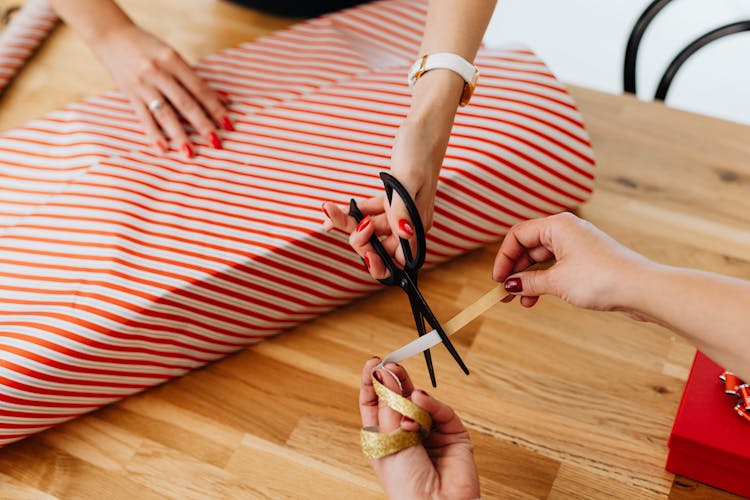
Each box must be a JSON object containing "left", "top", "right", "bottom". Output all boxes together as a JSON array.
[
  {"left": 398, "top": 71, "right": 463, "bottom": 179},
  {"left": 408, "top": 70, "right": 464, "bottom": 123},
  {"left": 90, "top": 19, "right": 138, "bottom": 47},
  {"left": 611, "top": 258, "right": 664, "bottom": 317}
]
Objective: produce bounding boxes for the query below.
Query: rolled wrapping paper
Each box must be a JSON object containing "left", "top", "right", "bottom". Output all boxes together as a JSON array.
[
  {"left": 0, "top": 0, "right": 58, "bottom": 95},
  {"left": 362, "top": 287, "right": 506, "bottom": 458},
  {"left": 0, "top": 0, "right": 596, "bottom": 446}
]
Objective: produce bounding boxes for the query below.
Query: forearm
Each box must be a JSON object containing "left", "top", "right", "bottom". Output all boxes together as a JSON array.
[
  {"left": 404, "top": 0, "right": 497, "bottom": 171},
  {"left": 626, "top": 264, "right": 750, "bottom": 379},
  {"left": 51, "top": 0, "right": 133, "bottom": 45}
]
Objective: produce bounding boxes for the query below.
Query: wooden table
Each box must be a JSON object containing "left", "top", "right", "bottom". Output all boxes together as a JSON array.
[{"left": 2, "top": 1, "right": 750, "bottom": 498}]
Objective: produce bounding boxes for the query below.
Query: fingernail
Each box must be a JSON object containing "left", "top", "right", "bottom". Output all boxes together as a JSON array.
[
  {"left": 217, "top": 90, "right": 232, "bottom": 104},
  {"left": 415, "top": 389, "right": 429, "bottom": 397},
  {"left": 364, "top": 255, "right": 370, "bottom": 269},
  {"left": 402, "top": 416, "right": 415, "bottom": 423},
  {"left": 182, "top": 143, "right": 194, "bottom": 159},
  {"left": 370, "top": 356, "right": 381, "bottom": 361},
  {"left": 504, "top": 277, "right": 523, "bottom": 293},
  {"left": 356, "top": 216, "right": 370, "bottom": 232},
  {"left": 154, "top": 140, "right": 167, "bottom": 153},
  {"left": 398, "top": 219, "right": 414, "bottom": 236},
  {"left": 321, "top": 202, "right": 330, "bottom": 219},
  {"left": 207, "top": 132, "right": 222, "bottom": 149},
  {"left": 373, "top": 371, "right": 383, "bottom": 383},
  {"left": 220, "top": 116, "right": 234, "bottom": 131}
]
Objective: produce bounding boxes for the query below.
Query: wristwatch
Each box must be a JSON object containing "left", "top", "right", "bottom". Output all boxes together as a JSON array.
[{"left": 408, "top": 52, "right": 479, "bottom": 107}]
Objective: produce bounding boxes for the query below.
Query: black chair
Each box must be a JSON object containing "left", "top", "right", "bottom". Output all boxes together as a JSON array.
[{"left": 624, "top": 0, "right": 750, "bottom": 101}]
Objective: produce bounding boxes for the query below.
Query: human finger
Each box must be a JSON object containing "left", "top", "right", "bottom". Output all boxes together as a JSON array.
[
  {"left": 384, "top": 194, "right": 419, "bottom": 265},
  {"left": 361, "top": 236, "right": 400, "bottom": 278},
  {"left": 322, "top": 201, "right": 356, "bottom": 233},
  {"left": 520, "top": 296, "right": 539, "bottom": 308},
  {"left": 375, "top": 365, "right": 407, "bottom": 433},
  {"left": 139, "top": 88, "right": 193, "bottom": 158},
  {"left": 130, "top": 96, "right": 167, "bottom": 153},
  {"left": 503, "top": 268, "right": 556, "bottom": 298},
  {"left": 492, "top": 218, "right": 554, "bottom": 282},
  {"left": 510, "top": 246, "right": 554, "bottom": 275},
  {"left": 322, "top": 196, "right": 387, "bottom": 233},
  {"left": 410, "top": 389, "right": 467, "bottom": 435},
  {"left": 170, "top": 57, "right": 231, "bottom": 131},
  {"left": 151, "top": 71, "right": 221, "bottom": 149},
  {"left": 360, "top": 356, "right": 383, "bottom": 428},
  {"left": 349, "top": 215, "right": 395, "bottom": 279}
]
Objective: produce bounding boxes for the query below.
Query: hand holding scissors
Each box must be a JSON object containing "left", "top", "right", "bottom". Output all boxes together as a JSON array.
[{"left": 348, "top": 172, "right": 469, "bottom": 387}]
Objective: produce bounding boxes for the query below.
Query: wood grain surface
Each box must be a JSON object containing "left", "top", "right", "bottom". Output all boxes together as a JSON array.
[{"left": 1, "top": 1, "right": 749, "bottom": 498}]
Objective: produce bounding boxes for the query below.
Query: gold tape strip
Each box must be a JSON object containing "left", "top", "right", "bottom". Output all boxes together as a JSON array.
[
  {"left": 372, "top": 375, "right": 432, "bottom": 430},
  {"left": 442, "top": 286, "right": 505, "bottom": 336},
  {"left": 361, "top": 428, "right": 421, "bottom": 459},
  {"left": 361, "top": 374, "right": 432, "bottom": 459}
]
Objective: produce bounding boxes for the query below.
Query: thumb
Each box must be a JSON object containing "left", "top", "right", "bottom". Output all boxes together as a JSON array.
[
  {"left": 503, "top": 269, "right": 556, "bottom": 297},
  {"left": 386, "top": 195, "right": 416, "bottom": 241}
]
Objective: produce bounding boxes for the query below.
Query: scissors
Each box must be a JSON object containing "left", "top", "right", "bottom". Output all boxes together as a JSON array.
[{"left": 348, "top": 172, "right": 470, "bottom": 387}]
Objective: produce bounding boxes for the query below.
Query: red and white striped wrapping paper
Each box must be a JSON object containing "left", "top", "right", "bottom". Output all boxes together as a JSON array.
[
  {"left": 0, "top": 0, "right": 595, "bottom": 446},
  {"left": 0, "top": 0, "right": 58, "bottom": 95}
]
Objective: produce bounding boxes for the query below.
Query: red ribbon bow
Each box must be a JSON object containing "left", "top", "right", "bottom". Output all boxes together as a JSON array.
[{"left": 720, "top": 371, "right": 750, "bottom": 422}]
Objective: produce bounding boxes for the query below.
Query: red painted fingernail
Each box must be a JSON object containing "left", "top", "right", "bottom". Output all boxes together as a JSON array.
[
  {"left": 208, "top": 132, "right": 222, "bottom": 149},
  {"left": 220, "top": 116, "right": 234, "bottom": 131},
  {"left": 398, "top": 219, "right": 414, "bottom": 236},
  {"left": 154, "top": 140, "right": 167, "bottom": 153},
  {"left": 321, "top": 202, "right": 331, "bottom": 219},
  {"left": 217, "top": 90, "right": 231, "bottom": 103},
  {"left": 373, "top": 371, "right": 383, "bottom": 383},
  {"left": 504, "top": 277, "right": 523, "bottom": 293},
  {"left": 356, "top": 216, "right": 371, "bottom": 232},
  {"left": 181, "top": 143, "right": 194, "bottom": 159},
  {"left": 402, "top": 416, "right": 415, "bottom": 423},
  {"left": 364, "top": 255, "right": 370, "bottom": 269}
]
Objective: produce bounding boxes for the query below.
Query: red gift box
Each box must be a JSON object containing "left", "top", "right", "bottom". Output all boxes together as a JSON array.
[{"left": 666, "top": 351, "right": 750, "bottom": 497}]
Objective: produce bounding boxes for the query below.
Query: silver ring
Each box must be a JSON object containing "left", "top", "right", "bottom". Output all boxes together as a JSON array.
[{"left": 148, "top": 98, "right": 165, "bottom": 113}]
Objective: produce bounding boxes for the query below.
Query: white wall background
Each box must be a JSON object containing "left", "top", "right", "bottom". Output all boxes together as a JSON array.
[{"left": 483, "top": 0, "right": 750, "bottom": 125}]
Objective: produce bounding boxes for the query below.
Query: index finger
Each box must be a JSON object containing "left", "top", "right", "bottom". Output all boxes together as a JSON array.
[
  {"left": 360, "top": 357, "right": 383, "bottom": 428},
  {"left": 171, "top": 57, "right": 228, "bottom": 128},
  {"left": 492, "top": 218, "right": 551, "bottom": 282}
]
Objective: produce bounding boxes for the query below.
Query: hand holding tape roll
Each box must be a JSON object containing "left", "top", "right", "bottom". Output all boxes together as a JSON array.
[{"left": 361, "top": 286, "right": 508, "bottom": 459}]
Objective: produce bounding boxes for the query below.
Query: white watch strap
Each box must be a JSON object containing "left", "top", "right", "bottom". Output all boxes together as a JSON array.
[{"left": 408, "top": 52, "right": 478, "bottom": 89}]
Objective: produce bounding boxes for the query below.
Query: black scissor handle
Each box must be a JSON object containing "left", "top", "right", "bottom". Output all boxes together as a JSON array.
[
  {"left": 379, "top": 172, "right": 426, "bottom": 271},
  {"left": 348, "top": 198, "right": 399, "bottom": 286}
]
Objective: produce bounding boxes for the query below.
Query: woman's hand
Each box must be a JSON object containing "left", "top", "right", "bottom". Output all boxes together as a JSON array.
[
  {"left": 91, "top": 23, "right": 232, "bottom": 157},
  {"left": 322, "top": 71, "right": 462, "bottom": 279},
  {"left": 493, "top": 212, "right": 654, "bottom": 316},
  {"left": 322, "top": 118, "right": 443, "bottom": 279},
  {"left": 359, "top": 357, "right": 480, "bottom": 500}
]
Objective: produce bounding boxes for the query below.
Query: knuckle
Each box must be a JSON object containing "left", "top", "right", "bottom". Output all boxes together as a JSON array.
[
  {"left": 158, "top": 47, "right": 179, "bottom": 65},
  {"left": 137, "top": 59, "right": 160, "bottom": 82}
]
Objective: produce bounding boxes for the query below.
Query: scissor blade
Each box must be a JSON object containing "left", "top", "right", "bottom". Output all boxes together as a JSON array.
[
  {"left": 408, "top": 293, "right": 437, "bottom": 387},
  {"left": 402, "top": 273, "right": 470, "bottom": 376}
]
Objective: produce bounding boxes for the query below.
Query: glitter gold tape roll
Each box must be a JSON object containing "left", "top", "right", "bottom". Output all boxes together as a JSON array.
[{"left": 361, "top": 373, "right": 433, "bottom": 459}]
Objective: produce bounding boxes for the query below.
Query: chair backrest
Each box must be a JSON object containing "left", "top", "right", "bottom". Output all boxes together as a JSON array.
[{"left": 623, "top": 0, "right": 750, "bottom": 101}]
